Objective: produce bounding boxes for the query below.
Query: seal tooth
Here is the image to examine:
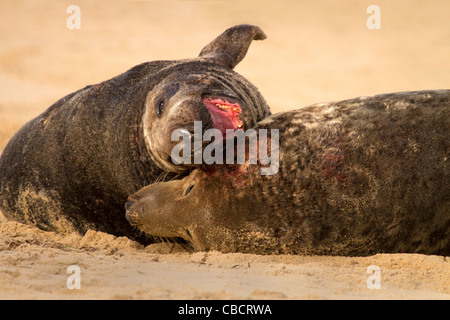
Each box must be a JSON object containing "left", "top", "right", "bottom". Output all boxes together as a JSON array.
[{"left": 216, "top": 103, "right": 232, "bottom": 110}]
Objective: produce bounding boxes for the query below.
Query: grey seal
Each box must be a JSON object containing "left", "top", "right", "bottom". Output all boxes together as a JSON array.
[
  {"left": 0, "top": 25, "right": 271, "bottom": 242},
  {"left": 126, "top": 90, "right": 450, "bottom": 255}
]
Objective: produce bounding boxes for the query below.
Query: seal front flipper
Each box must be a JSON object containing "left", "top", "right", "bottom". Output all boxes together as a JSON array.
[{"left": 198, "top": 24, "right": 267, "bottom": 69}]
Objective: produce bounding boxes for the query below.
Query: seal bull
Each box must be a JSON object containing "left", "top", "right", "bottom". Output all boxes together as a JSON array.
[
  {"left": 0, "top": 25, "right": 270, "bottom": 241},
  {"left": 126, "top": 90, "right": 450, "bottom": 255}
]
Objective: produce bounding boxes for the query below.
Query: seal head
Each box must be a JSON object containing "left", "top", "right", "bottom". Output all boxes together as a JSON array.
[
  {"left": 125, "top": 168, "right": 253, "bottom": 252},
  {"left": 143, "top": 24, "right": 269, "bottom": 172}
]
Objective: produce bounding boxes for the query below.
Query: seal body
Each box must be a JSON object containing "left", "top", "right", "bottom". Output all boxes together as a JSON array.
[
  {"left": 126, "top": 90, "right": 450, "bottom": 255},
  {"left": 0, "top": 25, "right": 270, "bottom": 241}
]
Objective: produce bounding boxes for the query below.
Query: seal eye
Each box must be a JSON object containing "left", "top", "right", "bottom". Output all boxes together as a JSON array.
[
  {"left": 184, "top": 184, "right": 195, "bottom": 196},
  {"left": 155, "top": 99, "right": 165, "bottom": 117}
]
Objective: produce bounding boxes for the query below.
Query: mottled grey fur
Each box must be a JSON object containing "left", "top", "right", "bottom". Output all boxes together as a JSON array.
[{"left": 126, "top": 90, "right": 450, "bottom": 255}]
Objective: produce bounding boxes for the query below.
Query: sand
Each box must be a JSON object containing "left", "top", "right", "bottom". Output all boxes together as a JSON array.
[
  {"left": 0, "top": 0, "right": 449, "bottom": 299},
  {"left": 0, "top": 218, "right": 449, "bottom": 300}
]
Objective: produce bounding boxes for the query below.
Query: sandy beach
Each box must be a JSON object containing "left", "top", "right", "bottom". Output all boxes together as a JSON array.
[
  {"left": 0, "top": 0, "right": 449, "bottom": 299},
  {"left": 1, "top": 217, "right": 449, "bottom": 299}
]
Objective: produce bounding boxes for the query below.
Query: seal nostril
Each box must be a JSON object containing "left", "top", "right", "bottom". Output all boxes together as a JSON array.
[
  {"left": 125, "top": 201, "right": 136, "bottom": 211},
  {"left": 184, "top": 229, "right": 193, "bottom": 241},
  {"left": 184, "top": 184, "right": 195, "bottom": 196}
]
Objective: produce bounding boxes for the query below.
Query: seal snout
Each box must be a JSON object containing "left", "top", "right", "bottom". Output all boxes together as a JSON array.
[
  {"left": 124, "top": 198, "right": 142, "bottom": 227},
  {"left": 125, "top": 200, "right": 136, "bottom": 211}
]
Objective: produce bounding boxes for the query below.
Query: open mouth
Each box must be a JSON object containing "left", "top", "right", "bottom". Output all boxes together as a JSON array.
[{"left": 202, "top": 97, "right": 244, "bottom": 134}]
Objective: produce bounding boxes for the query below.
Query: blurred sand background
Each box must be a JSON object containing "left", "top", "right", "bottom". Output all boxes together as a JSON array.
[{"left": 0, "top": 0, "right": 449, "bottom": 299}]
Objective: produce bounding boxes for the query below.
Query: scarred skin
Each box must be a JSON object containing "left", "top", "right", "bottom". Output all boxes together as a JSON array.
[
  {"left": 0, "top": 25, "right": 271, "bottom": 242},
  {"left": 126, "top": 90, "right": 450, "bottom": 256}
]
